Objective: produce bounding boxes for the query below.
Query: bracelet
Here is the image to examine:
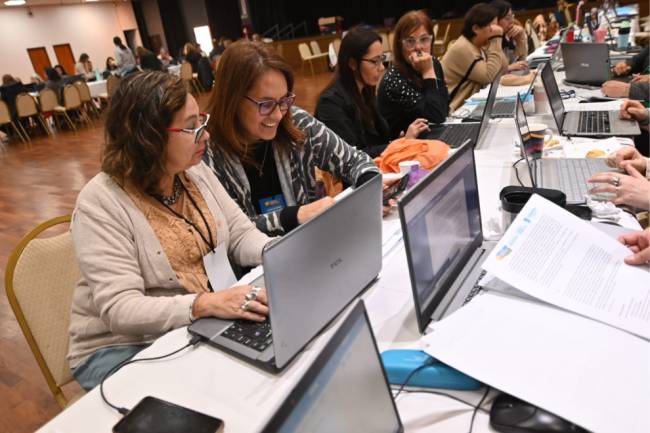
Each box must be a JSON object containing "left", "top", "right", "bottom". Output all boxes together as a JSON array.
[{"left": 189, "top": 292, "right": 205, "bottom": 322}]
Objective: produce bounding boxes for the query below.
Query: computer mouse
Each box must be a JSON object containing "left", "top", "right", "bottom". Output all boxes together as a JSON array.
[{"left": 490, "top": 393, "right": 588, "bottom": 433}]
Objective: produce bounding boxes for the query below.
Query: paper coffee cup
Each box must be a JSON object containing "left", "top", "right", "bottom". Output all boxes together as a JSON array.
[{"left": 399, "top": 160, "right": 420, "bottom": 175}]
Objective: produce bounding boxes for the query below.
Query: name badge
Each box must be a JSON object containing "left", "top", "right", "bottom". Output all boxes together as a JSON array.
[
  {"left": 258, "top": 194, "right": 286, "bottom": 214},
  {"left": 202, "top": 242, "right": 236, "bottom": 292}
]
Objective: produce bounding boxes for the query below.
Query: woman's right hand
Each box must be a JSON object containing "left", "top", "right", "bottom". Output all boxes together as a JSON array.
[
  {"left": 297, "top": 197, "right": 334, "bottom": 224},
  {"left": 408, "top": 51, "right": 435, "bottom": 78},
  {"left": 606, "top": 146, "right": 646, "bottom": 174},
  {"left": 618, "top": 229, "right": 650, "bottom": 265},
  {"left": 404, "top": 118, "right": 430, "bottom": 139},
  {"left": 193, "top": 285, "right": 269, "bottom": 322}
]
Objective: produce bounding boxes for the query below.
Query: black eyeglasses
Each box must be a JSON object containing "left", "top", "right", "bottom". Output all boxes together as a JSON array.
[
  {"left": 360, "top": 54, "right": 387, "bottom": 67},
  {"left": 244, "top": 93, "right": 296, "bottom": 116}
]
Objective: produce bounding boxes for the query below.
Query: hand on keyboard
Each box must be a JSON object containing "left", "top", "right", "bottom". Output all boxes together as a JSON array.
[
  {"left": 193, "top": 285, "right": 269, "bottom": 323},
  {"left": 587, "top": 164, "right": 650, "bottom": 210}
]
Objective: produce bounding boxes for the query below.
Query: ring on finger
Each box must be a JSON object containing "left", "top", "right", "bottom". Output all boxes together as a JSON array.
[
  {"left": 611, "top": 176, "right": 621, "bottom": 187},
  {"left": 240, "top": 299, "right": 251, "bottom": 311}
]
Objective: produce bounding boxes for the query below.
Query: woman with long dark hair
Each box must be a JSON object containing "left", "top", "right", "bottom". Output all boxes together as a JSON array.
[
  {"left": 377, "top": 10, "right": 449, "bottom": 138},
  {"left": 315, "top": 28, "right": 430, "bottom": 158}
]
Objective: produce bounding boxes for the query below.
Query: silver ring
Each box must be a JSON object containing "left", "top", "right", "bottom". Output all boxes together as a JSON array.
[
  {"left": 240, "top": 300, "right": 251, "bottom": 311},
  {"left": 611, "top": 176, "right": 621, "bottom": 187}
]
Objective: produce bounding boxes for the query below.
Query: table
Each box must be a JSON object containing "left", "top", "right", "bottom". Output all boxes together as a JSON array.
[
  {"left": 35, "top": 78, "right": 641, "bottom": 433},
  {"left": 87, "top": 80, "right": 107, "bottom": 98}
]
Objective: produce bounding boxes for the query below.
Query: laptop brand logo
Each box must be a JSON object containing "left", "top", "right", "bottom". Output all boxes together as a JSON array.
[
  {"left": 580, "top": 63, "right": 589, "bottom": 68},
  {"left": 329, "top": 258, "right": 342, "bottom": 269}
]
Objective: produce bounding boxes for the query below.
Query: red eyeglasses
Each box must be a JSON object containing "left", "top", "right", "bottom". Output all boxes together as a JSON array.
[{"left": 166, "top": 112, "right": 210, "bottom": 143}]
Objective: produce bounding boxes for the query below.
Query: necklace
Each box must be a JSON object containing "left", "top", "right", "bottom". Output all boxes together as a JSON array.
[
  {"left": 154, "top": 175, "right": 183, "bottom": 206},
  {"left": 257, "top": 143, "right": 270, "bottom": 177}
]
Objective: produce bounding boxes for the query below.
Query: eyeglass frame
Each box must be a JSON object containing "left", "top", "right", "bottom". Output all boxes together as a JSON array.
[
  {"left": 401, "top": 34, "right": 433, "bottom": 50},
  {"left": 244, "top": 93, "right": 296, "bottom": 116},
  {"left": 166, "top": 112, "right": 210, "bottom": 143},
  {"left": 359, "top": 53, "right": 387, "bottom": 67}
]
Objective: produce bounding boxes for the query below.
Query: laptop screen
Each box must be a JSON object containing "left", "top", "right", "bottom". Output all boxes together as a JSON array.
[
  {"left": 540, "top": 62, "right": 565, "bottom": 131},
  {"left": 261, "top": 303, "right": 402, "bottom": 433},
  {"left": 398, "top": 144, "right": 482, "bottom": 331},
  {"left": 515, "top": 96, "right": 538, "bottom": 188}
]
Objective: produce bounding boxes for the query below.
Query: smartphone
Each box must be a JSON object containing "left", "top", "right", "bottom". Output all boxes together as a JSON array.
[
  {"left": 113, "top": 396, "right": 224, "bottom": 433},
  {"left": 383, "top": 174, "right": 410, "bottom": 206}
]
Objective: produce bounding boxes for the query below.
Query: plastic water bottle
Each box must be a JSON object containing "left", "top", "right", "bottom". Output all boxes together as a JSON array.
[
  {"left": 95, "top": 70, "right": 101, "bottom": 81},
  {"left": 581, "top": 24, "right": 592, "bottom": 43}
]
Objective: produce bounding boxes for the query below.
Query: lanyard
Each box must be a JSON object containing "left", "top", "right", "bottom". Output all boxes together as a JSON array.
[{"left": 154, "top": 180, "right": 216, "bottom": 252}]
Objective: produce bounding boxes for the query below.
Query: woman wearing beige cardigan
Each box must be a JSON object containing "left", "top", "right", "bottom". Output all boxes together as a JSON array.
[
  {"left": 441, "top": 3, "right": 508, "bottom": 111},
  {"left": 68, "top": 71, "right": 272, "bottom": 390}
]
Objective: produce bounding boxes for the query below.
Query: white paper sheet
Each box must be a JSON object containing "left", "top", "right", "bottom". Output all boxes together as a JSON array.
[
  {"left": 482, "top": 194, "right": 650, "bottom": 339},
  {"left": 422, "top": 292, "right": 650, "bottom": 433}
]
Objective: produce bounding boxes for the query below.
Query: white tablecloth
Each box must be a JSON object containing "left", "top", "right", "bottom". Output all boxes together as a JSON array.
[{"left": 87, "top": 80, "right": 107, "bottom": 98}]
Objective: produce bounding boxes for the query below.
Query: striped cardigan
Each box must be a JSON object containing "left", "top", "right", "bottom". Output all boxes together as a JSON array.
[{"left": 204, "top": 107, "right": 379, "bottom": 235}]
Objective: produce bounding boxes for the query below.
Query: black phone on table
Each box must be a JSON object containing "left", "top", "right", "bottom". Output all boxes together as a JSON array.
[
  {"left": 383, "top": 174, "right": 410, "bottom": 205},
  {"left": 113, "top": 396, "right": 224, "bottom": 433}
]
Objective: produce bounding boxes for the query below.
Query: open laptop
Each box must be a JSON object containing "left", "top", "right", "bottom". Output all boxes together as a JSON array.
[
  {"left": 424, "top": 88, "right": 492, "bottom": 149},
  {"left": 260, "top": 301, "right": 403, "bottom": 433},
  {"left": 561, "top": 43, "right": 612, "bottom": 86},
  {"left": 398, "top": 143, "right": 495, "bottom": 333},
  {"left": 539, "top": 61, "right": 640, "bottom": 137},
  {"left": 188, "top": 174, "right": 383, "bottom": 373},
  {"left": 468, "top": 71, "right": 535, "bottom": 119},
  {"left": 514, "top": 96, "right": 609, "bottom": 204}
]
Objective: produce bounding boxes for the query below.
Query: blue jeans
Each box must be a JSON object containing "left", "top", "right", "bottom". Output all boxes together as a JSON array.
[{"left": 72, "top": 345, "right": 147, "bottom": 390}]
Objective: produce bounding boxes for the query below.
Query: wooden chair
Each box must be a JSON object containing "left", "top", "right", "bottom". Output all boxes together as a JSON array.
[
  {"left": 433, "top": 23, "right": 451, "bottom": 57},
  {"left": 99, "top": 74, "right": 120, "bottom": 104},
  {"left": 332, "top": 38, "right": 342, "bottom": 57},
  {"left": 380, "top": 32, "right": 391, "bottom": 54},
  {"left": 15, "top": 93, "right": 52, "bottom": 139},
  {"left": 180, "top": 61, "right": 203, "bottom": 94},
  {"left": 62, "top": 85, "right": 91, "bottom": 126},
  {"left": 526, "top": 19, "right": 542, "bottom": 50},
  {"left": 0, "top": 99, "right": 27, "bottom": 143},
  {"left": 39, "top": 88, "right": 75, "bottom": 132},
  {"left": 298, "top": 42, "right": 327, "bottom": 76},
  {"left": 5, "top": 215, "right": 84, "bottom": 409},
  {"left": 74, "top": 81, "right": 100, "bottom": 117}
]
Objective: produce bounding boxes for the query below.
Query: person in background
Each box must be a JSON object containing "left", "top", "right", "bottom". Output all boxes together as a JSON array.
[
  {"left": 491, "top": 0, "right": 528, "bottom": 71},
  {"left": 601, "top": 74, "right": 649, "bottom": 100},
  {"left": 103, "top": 57, "right": 118, "bottom": 79},
  {"left": 68, "top": 71, "right": 272, "bottom": 390},
  {"left": 54, "top": 64, "right": 67, "bottom": 78},
  {"left": 75, "top": 53, "right": 95, "bottom": 81},
  {"left": 377, "top": 10, "right": 449, "bottom": 138},
  {"left": 157, "top": 47, "right": 174, "bottom": 66},
  {"left": 137, "top": 46, "right": 163, "bottom": 71},
  {"left": 204, "top": 40, "right": 380, "bottom": 236},
  {"left": 441, "top": 3, "right": 508, "bottom": 111},
  {"left": 44, "top": 66, "right": 64, "bottom": 101},
  {"left": 183, "top": 42, "right": 202, "bottom": 73},
  {"left": 533, "top": 14, "right": 548, "bottom": 42},
  {"left": 316, "top": 28, "right": 430, "bottom": 157},
  {"left": 113, "top": 36, "right": 137, "bottom": 77},
  {"left": 612, "top": 46, "right": 649, "bottom": 77},
  {"left": 2, "top": 74, "right": 19, "bottom": 86}
]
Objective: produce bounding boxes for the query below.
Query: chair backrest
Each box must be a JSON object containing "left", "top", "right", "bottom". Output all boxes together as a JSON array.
[
  {"left": 15, "top": 93, "right": 38, "bottom": 117},
  {"left": 63, "top": 85, "right": 81, "bottom": 109},
  {"left": 526, "top": 19, "right": 541, "bottom": 49},
  {"left": 74, "top": 81, "right": 92, "bottom": 102},
  {"left": 298, "top": 43, "right": 312, "bottom": 60},
  {"left": 388, "top": 32, "right": 395, "bottom": 52},
  {"left": 180, "top": 61, "right": 193, "bottom": 80},
  {"left": 106, "top": 74, "right": 119, "bottom": 97},
  {"left": 39, "top": 88, "right": 60, "bottom": 112},
  {"left": 309, "top": 40, "right": 322, "bottom": 55},
  {"left": 380, "top": 33, "right": 390, "bottom": 52},
  {"left": 0, "top": 99, "right": 11, "bottom": 125},
  {"left": 332, "top": 38, "right": 342, "bottom": 56},
  {"left": 5, "top": 215, "right": 81, "bottom": 408},
  {"left": 433, "top": 23, "right": 439, "bottom": 39},
  {"left": 442, "top": 23, "right": 451, "bottom": 44}
]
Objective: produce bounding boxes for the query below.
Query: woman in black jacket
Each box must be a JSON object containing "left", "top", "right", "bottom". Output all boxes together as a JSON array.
[
  {"left": 315, "top": 28, "right": 430, "bottom": 158},
  {"left": 377, "top": 10, "right": 449, "bottom": 138}
]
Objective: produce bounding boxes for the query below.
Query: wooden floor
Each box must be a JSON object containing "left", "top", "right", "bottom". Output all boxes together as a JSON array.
[{"left": 0, "top": 71, "right": 333, "bottom": 433}]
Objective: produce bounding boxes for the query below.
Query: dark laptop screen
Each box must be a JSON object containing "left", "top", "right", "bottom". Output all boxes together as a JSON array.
[
  {"left": 262, "top": 303, "right": 402, "bottom": 433},
  {"left": 399, "top": 145, "right": 482, "bottom": 329},
  {"left": 540, "top": 62, "right": 566, "bottom": 131},
  {"left": 515, "top": 96, "right": 538, "bottom": 188}
]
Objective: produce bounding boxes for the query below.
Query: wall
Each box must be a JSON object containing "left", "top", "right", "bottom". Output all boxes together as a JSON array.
[
  {"left": 140, "top": 0, "right": 168, "bottom": 51},
  {"left": 0, "top": 1, "right": 141, "bottom": 82}
]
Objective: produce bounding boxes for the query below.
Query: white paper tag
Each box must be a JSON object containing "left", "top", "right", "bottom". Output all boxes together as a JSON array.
[{"left": 202, "top": 242, "right": 237, "bottom": 292}]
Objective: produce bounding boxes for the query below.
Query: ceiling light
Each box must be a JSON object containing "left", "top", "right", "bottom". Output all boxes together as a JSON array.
[{"left": 4, "top": 0, "right": 27, "bottom": 5}]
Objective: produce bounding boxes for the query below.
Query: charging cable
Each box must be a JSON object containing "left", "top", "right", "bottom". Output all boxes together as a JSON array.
[{"left": 100, "top": 335, "right": 203, "bottom": 415}]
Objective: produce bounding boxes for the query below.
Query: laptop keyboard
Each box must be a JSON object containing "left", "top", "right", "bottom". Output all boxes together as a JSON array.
[
  {"left": 577, "top": 111, "right": 610, "bottom": 134},
  {"left": 437, "top": 124, "right": 480, "bottom": 148},
  {"left": 538, "top": 158, "right": 605, "bottom": 203},
  {"left": 462, "top": 270, "right": 487, "bottom": 306},
  {"left": 221, "top": 320, "right": 273, "bottom": 352}
]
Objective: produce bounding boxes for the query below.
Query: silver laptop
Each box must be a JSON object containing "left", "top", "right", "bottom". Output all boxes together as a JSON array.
[
  {"left": 539, "top": 61, "right": 640, "bottom": 137},
  {"left": 514, "top": 96, "right": 610, "bottom": 204},
  {"left": 562, "top": 43, "right": 612, "bottom": 86},
  {"left": 469, "top": 71, "right": 535, "bottom": 119},
  {"left": 188, "top": 174, "right": 383, "bottom": 372},
  {"left": 398, "top": 143, "right": 495, "bottom": 333},
  {"left": 261, "top": 301, "right": 403, "bottom": 433}
]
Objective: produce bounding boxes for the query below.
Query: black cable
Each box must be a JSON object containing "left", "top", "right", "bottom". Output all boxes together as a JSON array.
[
  {"left": 468, "top": 386, "right": 491, "bottom": 433},
  {"left": 100, "top": 336, "right": 203, "bottom": 415},
  {"left": 392, "top": 358, "right": 437, "bottom": 399},
  {"left": 512, "top": 157, "right": 525, "bottom": 187},
  {"left": 396, "top": 389, "right": 490, "bottom": 414}
]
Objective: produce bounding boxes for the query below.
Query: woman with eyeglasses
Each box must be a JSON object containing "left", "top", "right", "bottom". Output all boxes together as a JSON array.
[
  {"left": 491, "top": 0, "right": 528, "bottom": 71},
  {"left": 315, "top": 28, "right": 430, "bottom": 158},
  {"left": 204, "top": 40, "right": 379, "bottom": 236},
  {"left": 377, "top": 10, "right": 449, "bottom": 139},
  {"left": 68, "top": 71, "right": 272, "bottom": 390},
  {"left": 441, "top": 3, "right": 509, "bottom": 111}
]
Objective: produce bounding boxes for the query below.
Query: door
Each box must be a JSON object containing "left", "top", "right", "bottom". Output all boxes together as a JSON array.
[
  {"left": 123, "top": 29, "right": 138, "bottom": 53},
  {"left": 27, "top": 47, "right": 52, "bottom": 80},
  {"left": 53, "top": 44, "right": 75, "bottom": 75}
]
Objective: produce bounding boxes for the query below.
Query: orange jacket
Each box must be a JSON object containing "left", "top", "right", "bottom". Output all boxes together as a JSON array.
[{"left": 374, "top": 138, "right": 449, "bottom": 173}]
